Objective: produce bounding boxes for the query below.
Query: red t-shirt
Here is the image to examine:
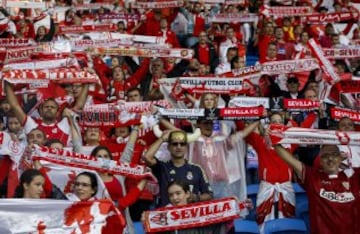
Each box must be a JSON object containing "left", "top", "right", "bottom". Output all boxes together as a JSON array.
[{"left": 300, "top": 166, "right": 359, "bottom": 234}]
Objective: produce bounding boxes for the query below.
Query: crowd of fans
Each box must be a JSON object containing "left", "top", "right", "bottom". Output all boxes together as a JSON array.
[{"left": 0, "top": 0, "right": 360, "bottom": 233}]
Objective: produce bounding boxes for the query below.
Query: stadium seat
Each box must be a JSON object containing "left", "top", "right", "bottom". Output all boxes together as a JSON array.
[
  {"left": 246, "top": 184, "right": 259, "bottom": 221},
  {"left": 234, "top": 219, "right": 260, "bottom": 234},
  {"left": 264, "top": 218, "right": 308, "bottom": 234},
  {"left": 293, "top": 183, "right": 307, "bottom": 205},
  {"left": 295, "top": 200, "right": 310, "bottom": 231},
  {"left": 133, "top": 221, "right": 145, "bottom": 234}
]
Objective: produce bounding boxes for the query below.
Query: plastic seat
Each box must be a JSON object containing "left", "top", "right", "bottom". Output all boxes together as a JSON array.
[
  {"left": 295, "top": 200, "right": 310, "bottom": 231},
  {"left": 293, "top": 183, "right": 308, "bottom": 205},
  {"left": 133, "top": 221, "right": 145, "bottom": 234},
  {"left": 234, "top": 219, "right": 260, "bottom": 234},
  {"left": 264, "top": 218, "right": 308, "bottom": 234}
]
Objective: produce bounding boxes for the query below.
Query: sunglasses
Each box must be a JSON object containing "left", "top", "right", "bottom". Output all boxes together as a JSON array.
[
  {"left": 170, "top": 142, "right": 187, "bottom": 147},
  {"left": 287, "top": 80, "right": 298, "bottom": 84},
  {"left": 74, "top": 182, "right": 91, "bottom": 187}
]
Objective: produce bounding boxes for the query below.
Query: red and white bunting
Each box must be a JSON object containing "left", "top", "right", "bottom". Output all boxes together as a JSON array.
[
  {"left": 133, "top": 0, "right": 183, "bottom": 8},
  {"left": 93, "top": 47, "right": 193, "bottom": 59},
  {"left": 32, "top": 145, "right": 153, "bottom": 180},
  {"left": 209, "top": 13, "right": 258, "bottom": 23},
  {"left": 0, "top": 199, "right": 124, "bottom": 234},
  {"left": 301, "top": 11, "right": 359, "bottom": 24},
  {"left": 143, "top": 197, "right": 246, "bottom": 232},
  {"left": 323, "top": 47, "right": 360, "bottom": 59},
  {"left": 260, "top": 5, "right": 313, "bottom": 17},
  {"left": 58, "top": 24, "right": 117, "bottom": 34},
  {"left": 331, "top": 106, "right": 360, "bottom": 125},
  {"left": 269, "top": 124, "right": 360, "bottom": 146},
  {"left": 307, "top": 38, "right": 341, "bottom": 84}
]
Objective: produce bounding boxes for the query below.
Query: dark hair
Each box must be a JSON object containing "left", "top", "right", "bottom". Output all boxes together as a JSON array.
[
  {"left": 76, "top": 171, "right": 98, "bottom": 197},
  {"left": 126, "top": 87, "right": 142, "bottom": 97},
  {"left": 14, "top": 169, "right": 44, "bottom": 198},
  {"left": 90, "top": 145, "right": 113, "bottom": 160},
  {"left": 44, "top": 139, "right": 64, "bottom": 148},
  {"left": 167, "top": 180, "right": 190, "bottom": 193}
]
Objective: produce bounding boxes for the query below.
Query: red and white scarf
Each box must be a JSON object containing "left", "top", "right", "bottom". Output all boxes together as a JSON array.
[
  {"left": 157, "top": 106, "right": 265, "bottom": 120},
  {"left": 301, "top": 11, "right": 359, "bottom": 24},
  {"left": 92, "top": 47, "right": 194, "bottom": 59},
  {"left": 307, "top": 38, "right": 341, "bottom": 84},
  {"left": 323, "top": 47, "right": 360, "bottom": 59},
  {"left": 133, "top": 0, "right": 183, "bottom": 8},
  {"left": 58, "top": 24, "right": 117, "bottom": 34},
  {"left": 209, "top": 13, "right": 259, "bottom": 23},
  {"left": 143, "top": 197, "right": 247, "bottom": 232},
  {"left": 260, "top": 5, "right": 313, "bottom": 17},
  {"left": 2, "top": 68, "right": 99, "bottom": 85},
  {"left": 3, "top": 0, "right": 52, "bottom": 8},
  {"left": 330, "top": 106, "right": 360, "bottom": 125},
  {"left": 0, "top": 38, "right": 36, "bottom": 47},
  {"left": 329, "top": 79, "right": 360, "bottom": 104},
  {"left": 164, "top": 77, "right": 255, "bottom": 95},
  {"left": 0, "top": 199, "right": 124, "bottom": 234},
  {"left": 32, "top": 146, "right": 154, "bottom": 180},
  {"left": 269, "top": 124, "right": 360, "bottom": 146}
]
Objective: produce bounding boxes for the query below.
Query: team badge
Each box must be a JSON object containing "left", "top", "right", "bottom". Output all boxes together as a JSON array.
[
  {"left": 342, "top": 182, "right": 350, "bottom": 190},
  {"left": 186, "top": 171, "right": 193, "bottom": 180},
  {"left": 170, "top": 169, "right": 175, "bottom": 175}
]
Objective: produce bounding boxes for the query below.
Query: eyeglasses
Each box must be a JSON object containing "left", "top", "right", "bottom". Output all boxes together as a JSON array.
[
  {"left": 170, "top": 142, "right": 187, "bottom": 147},
  {"left": 74, "top": 182, "right": 91, "bottom": 187}
]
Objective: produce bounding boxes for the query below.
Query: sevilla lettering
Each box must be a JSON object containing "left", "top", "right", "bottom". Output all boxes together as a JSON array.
[{"left": 170, "top": 202, "right": 231, "bottom": 220}]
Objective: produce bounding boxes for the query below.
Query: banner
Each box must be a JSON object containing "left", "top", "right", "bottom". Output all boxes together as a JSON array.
[
  {"left": 269, "top": 124, "right": 360, "bottom": 145},
  {"left": 143, "top": 197, "right": 246, "bottom": 232},
  {"left": 70, "top": 38, "right": 133, "bottom": 51},
  {"left": 99, "top": 13, "right": 140, "bottom": 21},
  {"left": 0, "top": 199, "right": 124, "bottom": 234},
  {"left": 119, "top": 100, "right": 172, "bottom": 113},
  {"left": 93, "top": 47, "right": 193, "bottom": 59},
  {"left": 330, "top": 106, "right": 360, "bottom": 125},
  {"left": 307, "top": 38, "right": 341, "bottom": 84},
  {"left": 32, "top": 146, "right": 153, "bottom": 180},
  {"left": 157, "top": 106, "right": 265, "bottom": 120},
  {"left": 0, "top": 46, "right": 44, "bottom": 63}
]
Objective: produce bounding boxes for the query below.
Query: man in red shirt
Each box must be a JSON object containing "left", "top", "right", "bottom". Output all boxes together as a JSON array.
[
  {"left": 5, "top": 82, "right": 73, "bottom": 146},
  {"left": 275, "top": 144, "right": 359, "bottom": 234}
]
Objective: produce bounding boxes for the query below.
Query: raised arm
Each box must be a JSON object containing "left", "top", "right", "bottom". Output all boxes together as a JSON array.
[
  {"left": 143, "top": 131, "right": 169, "bottom": 166},
  {"left": 120, "top": 124, "right": 141, "bottom": 163},
  {"left": 231, "top": 120, "right": 260, "bottom": 143},
  {"left": 5, "top": 81, "right": 26, "bottom": 124},
  {"left": 73, "top": 84, "right": 89, "bottom": 111},
  {"left": 274, "top": 145, "right": 303, "bottom": 178}
]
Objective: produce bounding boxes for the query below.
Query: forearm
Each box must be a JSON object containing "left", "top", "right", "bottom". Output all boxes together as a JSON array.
[
  {"left": 143, "top": 137, "right": 163, "bottom": 166},
  {"left": 274, "top": 145, "right": 303, "bottom": 177}
]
